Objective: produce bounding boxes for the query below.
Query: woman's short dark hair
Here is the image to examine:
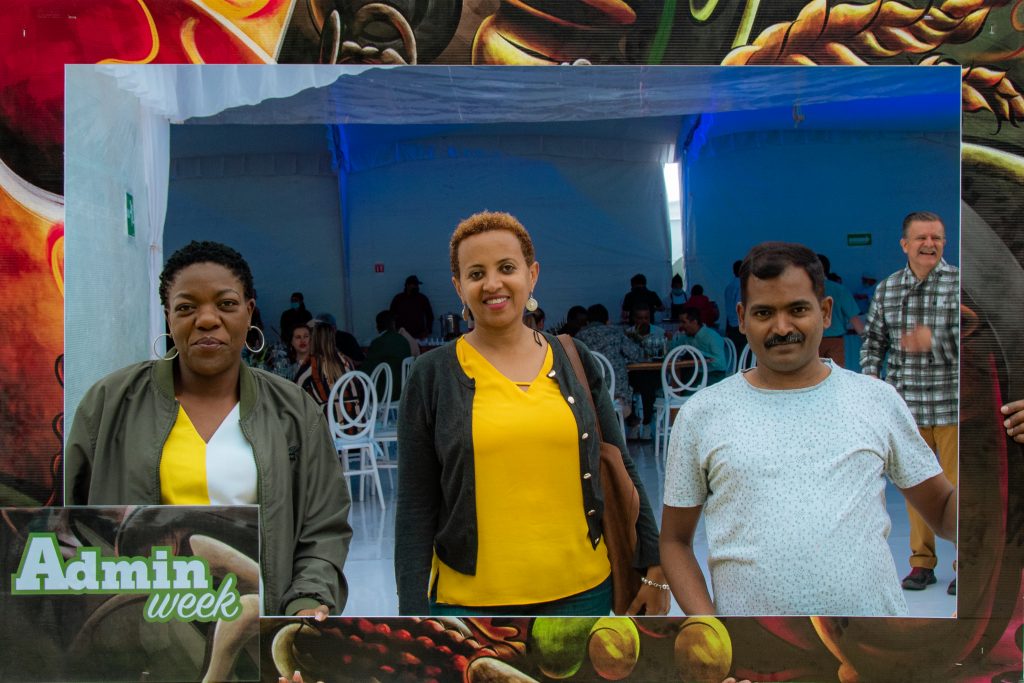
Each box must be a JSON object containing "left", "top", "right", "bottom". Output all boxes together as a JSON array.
[
  {"left": 159, "top": 241, "right": 255, "bottom": 308},
  {"left": 739, "top": 242, "right": 825, "bottom": 304}
]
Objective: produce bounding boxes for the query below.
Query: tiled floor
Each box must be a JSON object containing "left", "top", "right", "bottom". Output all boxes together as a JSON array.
[{"left": 343, "top": 438, "right": 957, "bottom": 618}]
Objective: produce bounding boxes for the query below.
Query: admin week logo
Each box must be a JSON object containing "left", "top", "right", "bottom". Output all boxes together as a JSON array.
[{"left": 11, "top": 533, "right": 242, "bottom": 622}]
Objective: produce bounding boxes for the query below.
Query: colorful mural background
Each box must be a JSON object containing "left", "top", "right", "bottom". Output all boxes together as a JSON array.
[{"left": 0, "top": 0, "right": 1021, "bottom": 680}]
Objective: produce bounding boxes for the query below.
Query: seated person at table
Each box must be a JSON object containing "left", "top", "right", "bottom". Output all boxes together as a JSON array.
[
  {"left": 524, "top": 307, "right": 546, "bottom": 332},
  {"left": 626, "top": 303, "right": 666, "bottom": 438},
  {"left": 576, "top": 303, "right": 641, "bottom": 422},
  {"left": 660, "top": 241, "right": 955, "bottom": 616},
  {"left": 670, "top": 306, "right": 728, "bottom": 385},
  {"left": 362, "top": 310, "right": 412, "bottom": 401},
  {"left": 626, "top": 303, "right": 666, "bottom": 346},
  {"left": 558, "top": 305, "right": 589, "bottom": 337}
]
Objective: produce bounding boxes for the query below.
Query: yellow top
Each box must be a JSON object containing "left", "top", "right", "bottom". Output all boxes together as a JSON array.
[
  {"left": 434, "top": 338, "right": 610, "bottom": 606},
  {"left": 160, "top": 403, "right": 257, "bottom": 505}
]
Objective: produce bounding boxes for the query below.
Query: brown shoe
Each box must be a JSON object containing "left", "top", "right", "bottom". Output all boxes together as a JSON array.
[
  {"left": 901, "top": 567, "right": 936, "bottom": 590},
  {"left": 947, "top": 578, "right": 956, "bottom": 595}
]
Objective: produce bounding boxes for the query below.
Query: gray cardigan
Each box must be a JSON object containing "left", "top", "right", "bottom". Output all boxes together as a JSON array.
[{"left": 394, "top": 332, "right": 660, "bottom": 614}]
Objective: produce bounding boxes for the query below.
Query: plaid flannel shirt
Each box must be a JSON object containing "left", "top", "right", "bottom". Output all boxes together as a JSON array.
[{"left": 860, "top": 259, "right": 959, "bottom": 426}]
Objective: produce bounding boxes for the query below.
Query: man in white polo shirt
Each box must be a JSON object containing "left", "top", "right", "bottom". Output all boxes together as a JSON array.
[{"left": 660, "top": 241, "right": 956, "bottom": 616}]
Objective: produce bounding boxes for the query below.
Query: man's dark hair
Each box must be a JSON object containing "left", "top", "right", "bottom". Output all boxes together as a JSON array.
[
  {"left": 691, "top": 284, "right": 704, "bottom": 296},
  {"left": 901, "top": 211, "right": 944, "bottom": 237},
  {"left": 681, "top": 306, "right": 703, "bottom": 325},
  {"left": 587, "top": 303, "right": 610, "bottom": 324},
  {"left": 671, "top": 274, "right": 683, "bottom": 288},
  {"left": 375, "top": 309, "right": 396, "bottom": 332},
  {"left": 159, "top": 241, "right": 254, "bottom": 308},
  {"left": 816, "top": 253, "right": 832, "bottom": 277},
  {"left": 567, "top": 305, "right": 588, "bottom": 323},
  {"left": 630, "top": 273, "right": 646, "bottom": 287},
  {"left": 739, "top": 242, "right": 825, "bottom": 304}
]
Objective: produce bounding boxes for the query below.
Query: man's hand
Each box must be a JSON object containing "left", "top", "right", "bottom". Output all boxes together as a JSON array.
[
  {"left": 1001, "top": 399, "right": 1024, "bottom": 443},
  {"left": 900, "top": 325, "right": 932, "bottom": 352}
]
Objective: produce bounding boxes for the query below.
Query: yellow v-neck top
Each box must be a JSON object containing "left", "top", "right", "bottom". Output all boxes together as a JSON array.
[
  {"left": 433, "top": 338, "right": 610, "bottom": 606},
  {"left": 160, "top": 403, "right": 258, "bottom": 505}
]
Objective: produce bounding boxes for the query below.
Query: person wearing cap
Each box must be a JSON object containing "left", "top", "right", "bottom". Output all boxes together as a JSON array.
[
  {"left": 280, "top": 291, "right": 312, "bottom": 344},
  {"left": 390, "top": 275, "right": 434, "bottom": 340}
]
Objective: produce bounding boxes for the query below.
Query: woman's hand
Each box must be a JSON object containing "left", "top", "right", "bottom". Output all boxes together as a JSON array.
[
  {"left": 1002, "top": 400, "right": 1024, "bottom": 443},
  {"left": 626, "top": 565, "right": 671, "bottom": 615},
  {"left": 294, "top": 604, "right": 330, "bottom": 621}
]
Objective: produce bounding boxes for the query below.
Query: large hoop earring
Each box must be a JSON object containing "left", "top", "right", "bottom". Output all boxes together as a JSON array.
[
  {"left": 525, "top": 293, "right": 539, "bottom": 312},
  {"left": 152, "top": 333, "right": 179, "bottom": 360},
  {"left": 246, "top": 326, "right": 266, "bottom": 353}
]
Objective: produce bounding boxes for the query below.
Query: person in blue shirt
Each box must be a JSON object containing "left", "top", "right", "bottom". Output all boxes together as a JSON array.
[
  {"left": 671, "top": 306, "right": 729, "bottom": 385},
  {"left": 723, "top": 260, "right": 744, "bottom": 353}
]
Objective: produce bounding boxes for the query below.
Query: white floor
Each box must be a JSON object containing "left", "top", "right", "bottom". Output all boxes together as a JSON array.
[{"left": 343, "top": 438, "right": 957, "bottom": 618}]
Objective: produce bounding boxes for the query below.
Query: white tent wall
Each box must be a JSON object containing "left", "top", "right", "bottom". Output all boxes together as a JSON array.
[
  {"left": 683, "top": 129, "right": 961, "bottom": 318},
  {"left": 65, "top": 67, "right": 169, "bottom": 433},
  {"left": 344, "top": 151, "right": 672, "bottom": 341}
]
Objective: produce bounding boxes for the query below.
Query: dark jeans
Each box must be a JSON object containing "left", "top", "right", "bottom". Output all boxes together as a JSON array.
[
  {"left": 429, "top": 574, "right": 613, "bottom": 616},
  {"left": 629, "top": 370, "right": 659, "bottom": 425}
]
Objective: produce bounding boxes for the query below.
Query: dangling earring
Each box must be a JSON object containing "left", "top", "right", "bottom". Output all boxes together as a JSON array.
[
  {"left": 461, "top": 303, "right": 471, "bottom": 322},
  {"left": 525, "top": 293, "right": 539, "bottom": 312},
  {"left": 152, "top": 333, "right": 179, "bottom": 360},
  {"left": 245, "top": 325, "right": 266, "bottom": 353}
]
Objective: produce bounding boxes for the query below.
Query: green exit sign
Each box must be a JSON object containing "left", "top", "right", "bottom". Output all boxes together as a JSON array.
[
  {"left": 126, "top": 192, "right": 135, "bottom": 237},
  {"left": 847, "top": 233, "right": 871, "bottom": 247}
]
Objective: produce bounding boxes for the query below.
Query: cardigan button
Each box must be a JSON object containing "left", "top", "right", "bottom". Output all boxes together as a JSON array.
[
  {"left": 581, "top": 432, "right": 589, "bottom": 440},
  {"left": 547, "top": 370, "right": 556, "bottom": 378},
  {"left": 583, "top": 472, "right": 592, "bottom": 480},
  {"left": 587, "top": 509, "right": 596, "bottom": 516},
  {"left": 567, "top": 396, "right": 576, "bottom": 404}
]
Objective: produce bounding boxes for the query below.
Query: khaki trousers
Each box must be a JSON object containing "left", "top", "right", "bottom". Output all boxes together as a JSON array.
[{"left": 908, "top": 424, "right": 958, "bottom": 570}]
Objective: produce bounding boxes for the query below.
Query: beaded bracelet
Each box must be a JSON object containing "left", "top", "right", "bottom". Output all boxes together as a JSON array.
[{"left": 641, "top": 575, "right": 670, "bottom": 591}]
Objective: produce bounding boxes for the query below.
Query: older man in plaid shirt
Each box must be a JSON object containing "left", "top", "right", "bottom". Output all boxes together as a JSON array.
[{"left": 861, "top": 211, "right": 959, "bottom": 595}]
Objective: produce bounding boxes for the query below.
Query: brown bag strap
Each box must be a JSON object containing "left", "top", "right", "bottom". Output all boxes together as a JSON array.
[{"left": 556, "top": 334, "right": 605, "bottom": 443}]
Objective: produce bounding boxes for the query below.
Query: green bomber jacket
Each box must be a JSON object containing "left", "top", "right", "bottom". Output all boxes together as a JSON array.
[
  {"left": 395, "top": 332, "right": 660, "bottom": 614},
  {"left": 65, "top": 358, "right": 352, "bottom": 616}
]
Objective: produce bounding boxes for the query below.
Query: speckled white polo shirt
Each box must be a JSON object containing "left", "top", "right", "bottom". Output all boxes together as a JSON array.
[{"left": 664, "top": 362, "right": 943, "bottom": 616}]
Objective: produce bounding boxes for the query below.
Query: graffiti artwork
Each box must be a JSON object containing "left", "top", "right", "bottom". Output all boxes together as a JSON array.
[{"left": 0, "top": 0, "right": 1021, "bottom": 681}]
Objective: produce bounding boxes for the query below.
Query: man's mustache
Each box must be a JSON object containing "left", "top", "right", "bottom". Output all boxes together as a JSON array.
[{"left": 764, "top": 332, "right": 805, "bottom": 348}]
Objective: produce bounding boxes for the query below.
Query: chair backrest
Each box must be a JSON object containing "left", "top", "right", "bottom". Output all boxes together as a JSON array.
[
  {"left": 722, "top": 337, "right": 738, "bottom": 374},
  {"left": 368, "top": 363, "right": 393, "bottom": 426},
  {"left": 327, "top": 370, "right": 377, "bottom": 443},
  {"left": 661, "top": 344, "right": 707, "bottom": 400},
  {"left": 400, "top": 356, "right": 415, "bottom": 392},
  {"left": 738, "top": 343, "right": 757, "bottom": 371},
  {"left": 590, "top": 350, "right": 616, "bottom": 400}
]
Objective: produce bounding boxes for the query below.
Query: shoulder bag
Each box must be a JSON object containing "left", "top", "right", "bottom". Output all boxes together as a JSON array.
[{"left": 556, "top": 334, "right": 643, "bottom": 615}]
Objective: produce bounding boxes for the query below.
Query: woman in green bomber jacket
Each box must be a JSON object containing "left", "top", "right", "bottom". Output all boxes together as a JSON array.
[
  {"left": 395, "top": 211, "right": 669, "bottom": 616},
  {"left": 65, "top": 241, "right": 351, "bottom": 617}
]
